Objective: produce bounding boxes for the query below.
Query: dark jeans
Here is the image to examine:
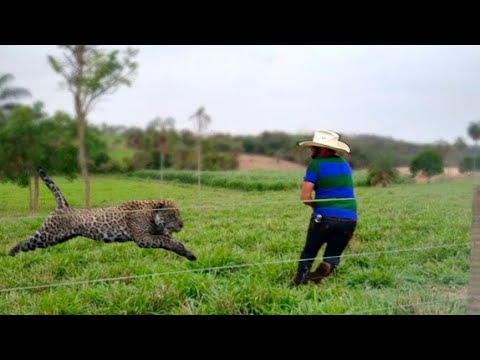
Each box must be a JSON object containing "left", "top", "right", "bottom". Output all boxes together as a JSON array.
[{"left": 296, "top": 216, "right": 356, "bottom": 281}]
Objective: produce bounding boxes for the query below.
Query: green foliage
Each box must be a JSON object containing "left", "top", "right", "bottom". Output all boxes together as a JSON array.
[
  {"left": 347, "top": 148, "right": 370, "bottom": 169},
  {"left": 202, "top": 152, "right": 238, "bottom": 171},
  {"left": 99, "top": 127, "right": 136, "bottom": 172},
  {"left": 468, "top": 121, "right": 480, "bottom": 143},
  {"left": 345, "top": 134, "right": 423, "bottom": 167},
  {"left": 127, "top": 151, "right": 153, "bottom": 172},
  {"left": 92, "top": 127, "right": 477, "bottom": 174},
  {"left": 208, "top": 134, "right": 243, "bottom": 153},
  {"left": 47, "top": 46, "right": 138, "bottom": 115},
  {"left": 459, "top": 156, "right": 480, "bottom": 173},
  {"left": 0, "top": 105, "right": 109, "bottom": 184},
  {"left": 410, "top": 148, "right": 444, "bottom": 179},
  {"left": 85, "top": 125, "right": 110, "bottom": 172},
  {"left": 236, "top": 131, "right": 308, "bottom": 165},
  {"left": 36, "top": 111, "right": 77, "bottom": 177},
  {"left": 367, "top": 157, "right": 399, "bottom": 187},
  {"left": 0, "top": 104, "right": 48, "bottom": 186}
]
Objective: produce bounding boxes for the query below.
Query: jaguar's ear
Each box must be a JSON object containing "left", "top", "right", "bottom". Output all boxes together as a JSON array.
[
  {"left": 155, "top": 202, "right": 166, "bottom": 210},
  {"left": 157, "top": 201, "right": 175, "bottom": 211}
]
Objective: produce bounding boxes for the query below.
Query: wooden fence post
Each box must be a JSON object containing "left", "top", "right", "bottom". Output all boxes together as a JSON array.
[{"left": 468, "top": 186, "right": 480, "bottom": 314}]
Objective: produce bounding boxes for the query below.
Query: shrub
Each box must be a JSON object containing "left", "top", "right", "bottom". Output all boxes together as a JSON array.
[
  {"left": 367, "top": 158, "right": 399, "bottom": 187},
  {"left": 410, "top": 148, "right": 443, "bottom": 180}
]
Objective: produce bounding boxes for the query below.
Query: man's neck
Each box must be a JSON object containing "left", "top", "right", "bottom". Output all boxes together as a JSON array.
[{"left": 318, "top": 149, "right": 336, "bottom": 157}]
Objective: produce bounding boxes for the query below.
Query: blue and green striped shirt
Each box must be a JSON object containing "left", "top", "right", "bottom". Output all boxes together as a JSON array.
[{"left": 304, "top": 155, "right": 357, "bottom": 221}]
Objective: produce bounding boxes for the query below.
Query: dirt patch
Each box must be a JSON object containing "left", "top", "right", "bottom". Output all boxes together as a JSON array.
[
  {"left": 238, "top": 154, "right": 304, "bottom": 171},
  {"left": 397, "top": 166, "right": 469, "bottom": 183}
]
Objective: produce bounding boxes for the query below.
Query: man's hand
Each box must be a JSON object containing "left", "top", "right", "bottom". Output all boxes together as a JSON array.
[{"left": 300, "top": 181, "right": 315, "bottom": 209}]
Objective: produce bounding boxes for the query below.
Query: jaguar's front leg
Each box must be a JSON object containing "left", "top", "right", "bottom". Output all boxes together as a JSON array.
[{"left": 136, "top": 233, "right": 196, "bottom": 261}]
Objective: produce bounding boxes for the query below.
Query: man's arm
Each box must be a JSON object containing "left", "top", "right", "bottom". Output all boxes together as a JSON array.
[{"left": 300, "top": 181, "right": 315, "bottom": 209}]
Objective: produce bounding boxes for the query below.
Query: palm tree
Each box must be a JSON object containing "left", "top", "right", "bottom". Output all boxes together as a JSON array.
[
  {"left": 0, "top": 73, "right": 31, "bottom": 126},
  {"left": 189, "top": 106, "right": 211, "bottom": 188},
  {"left": 468, "top": 122, "right": 480, "bottom": 172},
  {"left": 148, "top": 116, "right": 175, "bottom": 183},
  {"left": 454, "top": 137, "right": 467, "bottom": 152}
]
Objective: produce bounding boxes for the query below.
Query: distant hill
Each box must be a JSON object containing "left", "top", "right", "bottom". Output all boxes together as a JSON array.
[
  {"left": 343, "top": 134, "right": 467, "bottom": 168},
  {"left": 98, "top": 126, "right": 471, "bottom": 172}
]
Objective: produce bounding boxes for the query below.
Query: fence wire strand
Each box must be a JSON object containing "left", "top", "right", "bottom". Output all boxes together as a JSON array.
[
  {"left": 0, "top": 242, "right": 469, "bottom": 294},
  {"left": 346, "top": 296, "right": 467, "bottom": 315}
]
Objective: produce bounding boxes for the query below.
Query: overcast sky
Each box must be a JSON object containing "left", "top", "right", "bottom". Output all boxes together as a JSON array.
[{"left": 2, "top": 45, "right": 480, "bottom": 144}]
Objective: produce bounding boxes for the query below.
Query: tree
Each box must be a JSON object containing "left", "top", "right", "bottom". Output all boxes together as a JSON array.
[
  {"left": 147, "top": 116, "right": 175, "bottom": 182},
  {"left": 0, "top": 104, "right": 78, "bottom": 212},
  {"left": 454, "top": 137, "right": 467, "bottom": 152},
  {"left": 460, "top": 156, "right": 478, "bottom": 173},
  {"left": 0, "top": 104, "right": 45, "bottom": 211},
  {"left": 367, "top": 156, "right": 399, "bottom": 187},
  {"left": 124, "top": 126, "right": 145, "bottom": 149},
  {"left": 48, "top": 45, "right": 138, "bottom": 207},
  {"left": 0, "top": 73, "right": 31, "bottom": 126},
  {"left": 433, "top": 140, "right": 450, "bottom": 159},
  {"left": 410, "top": 148, "right": 444, "bottom": 183},
  {"left": 189, "top": 106, "right": 211, "bottom": 188},
  {"left": 468, "top": 121, "right": 480, "bottom": 171}
]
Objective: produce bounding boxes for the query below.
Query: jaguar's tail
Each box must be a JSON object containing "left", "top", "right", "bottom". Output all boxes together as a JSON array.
[{"left": 37, "top": 166, "right": 69, "bottom": 209}]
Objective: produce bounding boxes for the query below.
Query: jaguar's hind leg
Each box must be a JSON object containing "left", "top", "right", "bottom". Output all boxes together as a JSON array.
[{"left": 8, "top": 215, "right": 77, "bottom": 256}]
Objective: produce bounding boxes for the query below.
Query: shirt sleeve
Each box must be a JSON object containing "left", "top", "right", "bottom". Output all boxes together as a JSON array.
[{"left": 304, "top": 160, "right": 318, "bottom": 184}]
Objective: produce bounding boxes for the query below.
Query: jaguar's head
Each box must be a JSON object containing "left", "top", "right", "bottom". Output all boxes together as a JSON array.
[{"left": 153, "top": 201, "right": 184, "bottom": 234}]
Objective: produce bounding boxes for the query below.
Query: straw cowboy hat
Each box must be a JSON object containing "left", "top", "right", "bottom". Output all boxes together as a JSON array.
[{"left": 298, "top": 129, "right": 350, "bottom": 153}]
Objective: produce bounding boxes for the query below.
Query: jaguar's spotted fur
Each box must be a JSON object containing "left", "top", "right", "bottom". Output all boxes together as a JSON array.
[{"left": 8, "top": 167, "right": 196, "bottom": 261}]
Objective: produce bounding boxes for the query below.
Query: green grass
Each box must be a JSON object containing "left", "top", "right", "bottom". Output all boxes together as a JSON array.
[
  {"left": 130, "top": 169, "right": 378, "bottom": 191},
  {"left": 0, "top": 173, "right": 476, "bottom": 314}
]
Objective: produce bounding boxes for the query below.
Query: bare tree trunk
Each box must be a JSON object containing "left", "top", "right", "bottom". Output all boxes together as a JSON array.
[
  {"left": 73, "top": 45, "right": 90, "bottom": 209},
  {"left": 75, "top": 94, "right": 90, "bottom": 208},
  {"left": 33, "top": 174, "right": 39, "bottom": 212},
  {"left": 160, "top": 151, "right": 165, "bottom": 183},
  {"left": 28, "top": 176, "right": 33, "bottom": 212},
  {"left": 476, "top": 141, "right": 478, "bottom": 173},
  {"left": 197, "top": 138, "right": 202, "bottom": 189},
  {"left": 77, "top": 112, "right": 90, "bottom": 208}
]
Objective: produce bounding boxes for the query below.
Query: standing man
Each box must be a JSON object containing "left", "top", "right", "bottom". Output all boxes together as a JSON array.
[{"left": 293, "top": 129, "right": 357, "bottom": 286}]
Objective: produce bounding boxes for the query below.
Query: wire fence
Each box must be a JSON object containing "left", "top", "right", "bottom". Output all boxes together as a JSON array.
[
  {"left": 0, "top": 177, "right": 476, "bottom": 314},
  {"left": 0, "top": 196, "right": 472, "bottom": 222},
  {"left": 0, "top": 242, "right": 469, "bottom": 294},
  {"left": 347, "top": 297, "right": 466, "bottom": 315}
]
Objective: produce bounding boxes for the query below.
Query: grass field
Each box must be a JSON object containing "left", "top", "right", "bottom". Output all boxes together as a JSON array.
[{"left": 0, "top": 172, "right": 476, "bottom": 314}]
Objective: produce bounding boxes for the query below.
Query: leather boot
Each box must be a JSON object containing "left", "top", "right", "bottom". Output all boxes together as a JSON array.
[
  {"left": 307, "top": 262, "right": 333, "bottom": 284},
  {"left": 292, "top": 263, "right": 313, "bottom": 286},
  {"left": 292, "top": 270, "right": 309, "bottom": 286}
]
